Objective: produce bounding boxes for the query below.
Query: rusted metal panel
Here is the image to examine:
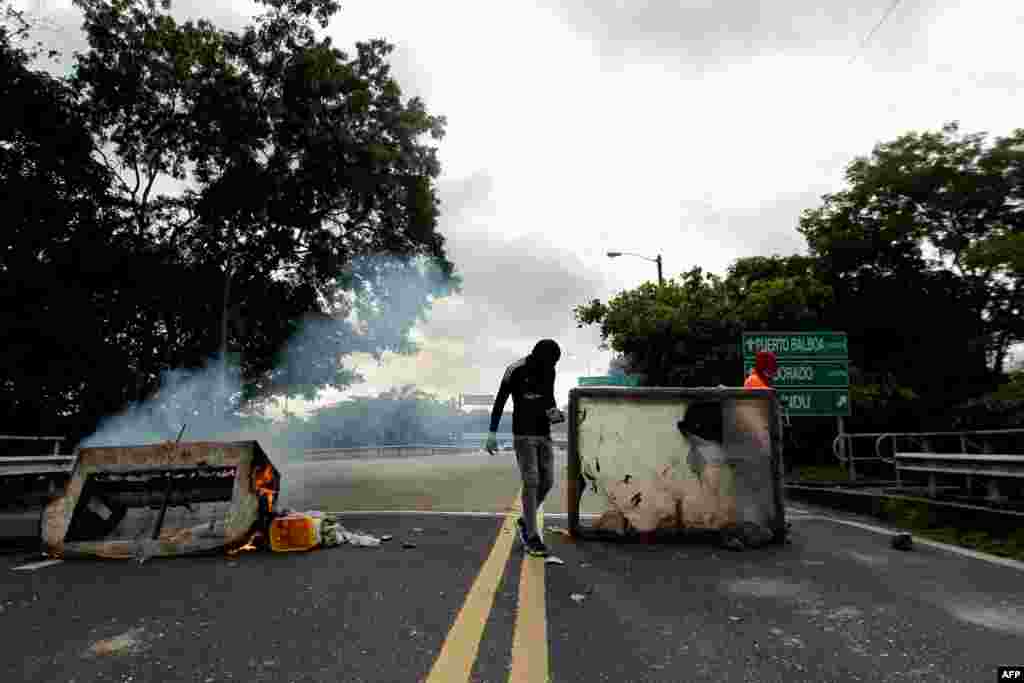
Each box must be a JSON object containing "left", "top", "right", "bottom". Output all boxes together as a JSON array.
[
  {"left": 42, "top": 441, "right": 278, "bottom": 559},
  {"left": 568, "top": 387, "right": 785, "bottom": 545}
]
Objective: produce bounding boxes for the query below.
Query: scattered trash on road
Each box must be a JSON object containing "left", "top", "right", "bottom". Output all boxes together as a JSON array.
[
  {"left": 270, "top": 512, "right": 321, "bottom": 552},
  {"left": 891, "top": 533, "right": 913, "bottom": 551},
  {"left": 266, "top": 511, "right": 384, "bottom": 551},
  {"left": 570, "top": 593, "right": 586, "bottom": 603},
  {"left": 341, "top": 532, "right": 382, "bottom": 547},
  {"left": 723, "top": 537, "right": 746, "bottom": 552},
  {"left": 85, "top": 627, "right": 148, "bottom": 657}
]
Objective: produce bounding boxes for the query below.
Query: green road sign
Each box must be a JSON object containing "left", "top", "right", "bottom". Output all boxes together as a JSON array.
[
  {"left": 743, "top": 360, "right": 849, "bottom": 388},
  {"left": 776, "top": 388, "right": 850, "bottom": 416},
  {"left": 743, "top": 331, "right": 848, "bottom": 358},
  {"left": 578, "top": 375, "right": 641, "bottom": 387}
]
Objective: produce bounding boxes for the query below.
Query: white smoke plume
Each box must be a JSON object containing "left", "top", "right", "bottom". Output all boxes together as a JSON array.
[
  {"left": 77, "top": 253, "right": 458, "bottom": 464},
  {"left": 77, "top": 358, "right": 245, "bottom": 449}
]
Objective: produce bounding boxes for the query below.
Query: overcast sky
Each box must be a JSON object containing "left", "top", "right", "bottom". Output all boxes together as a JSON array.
[{"left": 16, "top": 0, "right": 1024, "bottom": 414}]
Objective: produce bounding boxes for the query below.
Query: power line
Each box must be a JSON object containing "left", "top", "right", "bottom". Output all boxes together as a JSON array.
[{"left": 849, "top": 0, "right": 904, "bottom": 64}]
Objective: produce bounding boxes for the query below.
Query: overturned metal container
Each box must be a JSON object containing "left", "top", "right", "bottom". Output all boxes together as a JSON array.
[
  {"left": 42, "top": 440, "right": 279, "bottom": 559},
  {"left": 567, "top": 387, "right": 785, "bottom": 545}
]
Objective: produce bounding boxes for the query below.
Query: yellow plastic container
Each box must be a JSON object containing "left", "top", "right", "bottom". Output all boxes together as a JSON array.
[{"left": 269, "top": 513, "right": 321, "bottom": 552}]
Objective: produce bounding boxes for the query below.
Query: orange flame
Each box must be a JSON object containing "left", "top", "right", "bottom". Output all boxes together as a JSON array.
[{"left": 253, "top": 464, "right": 276, "bottom": 511}]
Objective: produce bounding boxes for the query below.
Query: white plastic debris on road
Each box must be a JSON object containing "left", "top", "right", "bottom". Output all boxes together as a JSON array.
[
  {"left": 302, "top": 512, "right": 383, "bottom": 548},
  {"left": 339, "top": 531, "right": 381, "bottom": 547}
]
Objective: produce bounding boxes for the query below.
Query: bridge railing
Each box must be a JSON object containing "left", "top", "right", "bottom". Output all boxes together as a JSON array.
[
  {"left": 888, "top": 429, "right": 1024, "bottom": 501},
  {"left": 0, "top": 435, "right": 74, "bottom": 475},
  {"left": 303, "top": 438, "right": 568, "bottom": 461},
  {"left": 831, "top": 431, "right": 899, "bottom": 481},
  {"left": 832, "top": 429, "right": 1024, "bottom": 493}
]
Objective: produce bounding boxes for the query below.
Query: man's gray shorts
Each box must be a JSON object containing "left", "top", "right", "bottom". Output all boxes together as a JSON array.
[{"left": 513, "top": 435, "right": 554, "bottom": 495}]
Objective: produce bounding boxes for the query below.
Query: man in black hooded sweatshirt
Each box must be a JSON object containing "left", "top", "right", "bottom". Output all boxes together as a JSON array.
[{"left": 485, "top": 339, "right": 563, "bottom": 557}]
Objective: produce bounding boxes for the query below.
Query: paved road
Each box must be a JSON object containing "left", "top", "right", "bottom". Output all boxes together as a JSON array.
[
  {"left": 274, "top": 449, "right": 600, "bottom": 516},
  {"left": 2, "top": 452, "right": 1023, "bottom": 682}
]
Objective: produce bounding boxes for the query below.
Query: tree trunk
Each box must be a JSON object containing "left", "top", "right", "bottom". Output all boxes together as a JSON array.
[
  {"left": 220, "top": 263, "right": 235, "bottom": 412},
  {"left": 992, "top": 330, "right": 1010, "bottom": 375}
]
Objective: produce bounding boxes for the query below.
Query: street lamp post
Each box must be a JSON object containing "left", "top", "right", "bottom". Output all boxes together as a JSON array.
[{"left": 607, "top": 251, "right": 663, "bottom": 287}]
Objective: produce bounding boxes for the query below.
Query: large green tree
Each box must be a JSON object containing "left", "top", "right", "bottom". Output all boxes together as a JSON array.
[
  {"left": 799, "top": 122, "right": 1023, "bottom": 383},
  {"left": 574, "top": 257, "right": 840, "bottom": 466},
  {"left": 0, "top": 5, "right": 129, "bottom": 435},
  {"left": 69, "top": 0, "right": 458, "bottom": 400},
  {"left": 574, "top": 256, "right": 832, "bottom": 388},
  {"left": 1, "top": 0, "right": 460, "bottom": 441}
]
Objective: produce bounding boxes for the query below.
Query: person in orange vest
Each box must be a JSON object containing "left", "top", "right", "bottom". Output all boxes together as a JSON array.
[
  {"left": 744, "top": 350, "right": 789, "bottom": 475},
  {"left": 745, "top": 350, "right": 778, "bottom": 389}
]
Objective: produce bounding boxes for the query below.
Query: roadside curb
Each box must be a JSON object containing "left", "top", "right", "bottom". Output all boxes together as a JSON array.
[{"left": 785, "top": 485, "right": 1024, "bottom": 571}]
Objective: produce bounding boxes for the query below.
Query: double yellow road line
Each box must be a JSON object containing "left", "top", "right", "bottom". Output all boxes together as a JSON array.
[{"left": 425, "top": 492, "right": 549, "bottom": 683}]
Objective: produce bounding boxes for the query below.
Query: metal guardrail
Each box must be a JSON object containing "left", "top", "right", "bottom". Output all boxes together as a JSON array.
[
  {"left": 304, "top": 445, "right": 482, "bottom": 460},
  {"left": 831, "top": 431, "right": 900, "bottom": 480},
  {"left": 894, "top": 440, "right": 1024, "bottom": 501},
  {"left": 0, "top": 455, "right": 76, "bottom": 475},
  {"left": 1, "top": 435, "right": 73, "bottom": 476},
  {"left": 832, "top": 429, "right": 1024, "bottom": 495},
  {"left": 894, "top": 453, "right": 1024, "bottom": 501},
  {"left": 304, "top": 439, "right": 569, "bottom": 460}
]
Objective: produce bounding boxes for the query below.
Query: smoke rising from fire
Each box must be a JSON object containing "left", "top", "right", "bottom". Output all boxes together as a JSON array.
[{"left": 77, "top": 253, "right": 459, "bottom": 465}]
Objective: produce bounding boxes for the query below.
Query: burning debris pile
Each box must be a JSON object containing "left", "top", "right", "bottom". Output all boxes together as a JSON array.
[
  {"left": 36, "top": 438, "right": 385, "bottom": 560},
  {"left": 42, "top": 440, "right": 280, "bottom": 560}
]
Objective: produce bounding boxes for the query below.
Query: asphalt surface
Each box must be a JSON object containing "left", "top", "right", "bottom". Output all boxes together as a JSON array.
[{"left": 2, "top": 452, "right": 1023, "bottom": 682}]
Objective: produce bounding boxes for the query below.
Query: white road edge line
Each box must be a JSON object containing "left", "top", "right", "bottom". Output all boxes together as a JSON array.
[
  {"left": 12, "top": 559, "right": 63, "bottom": 572},
  {"left": 793, "top": 514, "right": 1024, "bottom": 572}
]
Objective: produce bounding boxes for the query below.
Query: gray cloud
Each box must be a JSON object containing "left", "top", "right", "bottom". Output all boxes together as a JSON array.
[
  {"left": 439, "top": 173, "right": 607, "bottom": 326},
  {"left": 539, "top": 0, "right": 948, "bottom": 72},
  {"left": 677, "top": 189, "right": 824, "bottom": 260},
  {"left": 364, "top": 171, "right": 615, "bottom": 394},
  {"left": 16, "top": 0, "right": 257, "bottom": 77},
  {"left": 385, "top": 40, "right": 435, "bottom": 103}
]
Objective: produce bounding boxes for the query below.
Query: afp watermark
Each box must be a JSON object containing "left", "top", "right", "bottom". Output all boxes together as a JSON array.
[{"left": 999, "top": 666, "right": 1024, "bottom": 680}]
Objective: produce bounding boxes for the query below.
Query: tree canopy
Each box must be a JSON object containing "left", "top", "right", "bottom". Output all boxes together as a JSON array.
[
  {"left": 574, "top": 256, "right": 832, "bottom": 388},
  {"left": 576, "top": 122, "right": 1024, "bottom": 438},
  {"left": 0, "top": 0, "right": 459, "bottom": 443},
  {"left": 799, "top": 122, "right": 1023, "bottom": 376}
]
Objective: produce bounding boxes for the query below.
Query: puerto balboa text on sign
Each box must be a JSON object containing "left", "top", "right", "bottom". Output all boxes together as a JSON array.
[{"left": 743, "top": 332, "right": 847, "bottom": 358}]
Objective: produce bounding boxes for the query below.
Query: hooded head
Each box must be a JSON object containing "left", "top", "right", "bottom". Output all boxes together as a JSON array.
[
  {"left": 755, "top": 351, "right": 778, "bottom": 379},
  {"left": 530, "top": 339, "right": 561, "bottom": 368}
]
